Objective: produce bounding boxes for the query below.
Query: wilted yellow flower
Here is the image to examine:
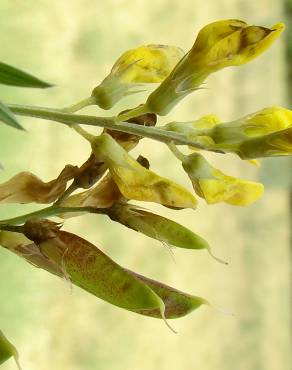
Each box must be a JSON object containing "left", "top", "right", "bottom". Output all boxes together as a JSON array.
[
  {"left": 0, "top": 165, "right": 76, "bottom": 204},
  {"left": 212, "top": 106, "right": 292, "bottom": 144},
  {"left": 237, "top": 126, "right": 292, "bottom": 159},
  {"left": 91, "top": 44, "right": 184, "bottom": 109},
  {"left": 91, "top": 133, "right": 198, "bottom": 209},
  {"left": 182, "top": 153, "right": 264, "bottom": 206},
  {"left": 208, "top": 106, "right": 292, "bottom": 158},
  {"left": 58, "top": 172, "right": 123, "bottom": 219},
  {"left": 144, "top": 20, "right": 284, "bottom": 115}
]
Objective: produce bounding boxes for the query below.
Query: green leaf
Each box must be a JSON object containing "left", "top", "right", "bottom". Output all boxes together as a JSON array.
[
  {"left": 0, "top": 101, "right": 24, "bottom": 130},
  {"left": 0, "top": 330, "right": 21, "bottom": 369},
  {"left": 0, "top": 62, "right": 52, "bottom": 88}
]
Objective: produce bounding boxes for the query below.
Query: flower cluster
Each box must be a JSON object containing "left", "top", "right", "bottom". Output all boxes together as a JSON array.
[{"left": 0, "top": 19, "right": 290, "bottom": 355}]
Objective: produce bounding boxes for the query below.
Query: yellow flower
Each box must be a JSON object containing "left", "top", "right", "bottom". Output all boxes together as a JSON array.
[
  {"left": 91, "top": 44, "right": 184, "bottom": 109},
  {"left": 213, "top": 106, "right": 292, "bottom": 143},
  {"left": 237, "top": 127, "right": 292, "bottom": 159},
  {"left": 182, "top": 153, "right": 264, "bottom": 206},
  {"left": 208, "top": 106, "right": 292, "bottom": 158},
  {"left": 91, "top": 133, "right": 198, "bottom": 209},
  {"left": 144, "top": 20, "right": 284, "bottom": 115}
]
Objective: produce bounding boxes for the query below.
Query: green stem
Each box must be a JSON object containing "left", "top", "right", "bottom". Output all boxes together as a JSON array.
[
  {"left": 167, "top": 142, "right": 187, "bottom": 162},
  {"left": 7, "top": 104, "right": 208, "bottom": 150},
  {"left": 63, "top": 96, "right": 95, "bottom": 113},
  {"left": 0, "top": 205, "right": 107, "bottom": 226},
  {"left": 116, "top": 104, "right": 149, "bottom": 122},
  {"left": 62, "top": 98, "right": 96, "bottom": 142}
]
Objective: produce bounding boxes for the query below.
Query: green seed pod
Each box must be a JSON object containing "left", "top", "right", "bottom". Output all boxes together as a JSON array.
[
  {"left": 0, "top": 223, "right": 208, "bottom": 323},
  {"left": 126, "top": 270, "right": 208, "bottom": 319},
  {"left": 108, "top": 203, "right": 208, "bottom": 250},
  {"left": 22, "top": 219, "right": 165, "bottom": 314},
  {"left": 0, "top": 330, "right": 21, "bottom": 369}
]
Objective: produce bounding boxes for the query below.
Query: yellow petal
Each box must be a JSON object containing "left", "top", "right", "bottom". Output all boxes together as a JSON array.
[
  {"left": 91, "top": 134, "right": 198, "bottom": 209},
  {"left": 92, "top": 44, "right": 184, "bottom": 109},
  {"left": 198, "top": 170, "right": 264, "bottom": 206},
  {"left": 248, "top": 159, "right": 261, "bottom": 167},
  {"left": 111, "top": 44, "right": 185, "bottom": 83},
  {"left": 145, "top": 20, "right": 284, "bottom": 115},
  {"left": 182, "top": 153, "right": 264, "bottom": 206},
  {"left": 243, "top": 106, "right": 292, "bottom": 137}
]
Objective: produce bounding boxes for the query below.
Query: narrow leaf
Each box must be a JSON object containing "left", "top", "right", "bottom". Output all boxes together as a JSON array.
[
  {"left": 0, "top": 101, "right": 24, "bottom": 130},
  {"left": 0, "top": 62, "right": 52, "bottom": 88},
  {"left": 0, "top": 330, "right": 21, "bottom": 369}
]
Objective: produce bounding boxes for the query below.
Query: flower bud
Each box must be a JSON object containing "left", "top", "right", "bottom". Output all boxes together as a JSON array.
[
  {"left": 144, "top": 20, "right": 284, "bottom": 115},
  {"left": 91, "top": 133, "right": 198, "bottom": 209},
  {"left": 182, "top": 153, "right": 264, "bottom": 206},
  {"left": 91, "top": 44, "right": 184, "bottom": 109}
]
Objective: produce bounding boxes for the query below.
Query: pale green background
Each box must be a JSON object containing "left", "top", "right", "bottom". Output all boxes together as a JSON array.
[{"left": 0, "top": 1, "right": 291, "bottom": 370}]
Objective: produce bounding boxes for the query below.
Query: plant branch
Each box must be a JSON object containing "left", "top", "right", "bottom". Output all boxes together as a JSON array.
[
  {"left": 7, "top": 103, "right": 209, "bottom": 150},
  {"left": 0, "top": 205, "right": 107, "bottom": 226}
]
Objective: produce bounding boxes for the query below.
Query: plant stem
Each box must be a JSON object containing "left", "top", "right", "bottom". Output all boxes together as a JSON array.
[
  {"left": 62, "top": 97, "right": 96, "bottom": 142},
  {"left": 116, "top": 104, "right": 149, "bottom": 122},
  {"left": 167, "top": 142, "right": 187, "bottom": 162},
  {"left": 0, "top": 205, "right": 107, "bottom": 226},
  {"left": 53, "top": 183, "right": 79, "bottom": 205},
  {"left": 63, "top": 96, "right": 95, "bottom": 113},
  {"left": 7, "top": 104, "right": 208, "bottom": 150}
]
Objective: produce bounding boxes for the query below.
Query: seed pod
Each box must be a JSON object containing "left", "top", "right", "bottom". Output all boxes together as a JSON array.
[
  {"left": 107, "top": 203, "right": 209, "bottom": 250},
  {"left": 0, "top": 165, "right": 77, "bottom": 204},
  {"left": 22, "top": 220, "right": 167, "bottom": 319},
  {"left": 127, "top": 270, "right": 207, "bottom": 319},
  {"left": 91, "top": 133, "right": 198, "bottom": 209},
  {"left": 0, "top": 330, "right": 21, "bottom": 369},
  {"left": 0, "top": 222, "right": 208, "bottom": 321}
]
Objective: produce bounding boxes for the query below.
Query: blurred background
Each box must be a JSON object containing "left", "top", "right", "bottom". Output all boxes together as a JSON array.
[{"left": 0, "top": 1, "right": 291, "bottom": 369}]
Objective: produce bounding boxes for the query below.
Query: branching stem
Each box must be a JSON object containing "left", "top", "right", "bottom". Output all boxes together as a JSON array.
[
  {"left": 0, "top": 205, "right": 107, "bottom": 226},
  {"left": 7, "top": 103, "right": 209, "bottom": 150}
]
